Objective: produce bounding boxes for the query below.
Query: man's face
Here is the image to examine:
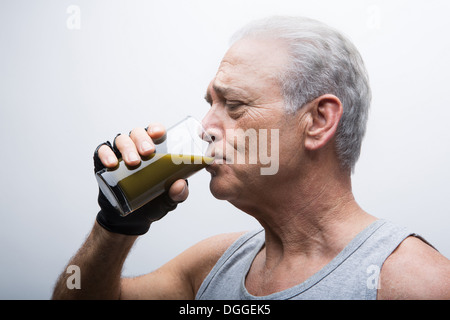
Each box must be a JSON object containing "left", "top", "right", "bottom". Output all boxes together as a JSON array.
[{"left": 202, "top": 38, "right": 303, "bottom": 205}]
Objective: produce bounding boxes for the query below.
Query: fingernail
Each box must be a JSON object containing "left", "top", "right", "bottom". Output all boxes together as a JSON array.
[
  {"left": 107, "top": 155, "right": 117, "bottom": 165},
  {"left": 149, "top": 125, "right": 162, "bottom": 135},
  {"left": 128, "top": 152, "right": 139, "bottom": 162},
  {"left": 141, "top": 141, "right": 153, "bottom": 152}
]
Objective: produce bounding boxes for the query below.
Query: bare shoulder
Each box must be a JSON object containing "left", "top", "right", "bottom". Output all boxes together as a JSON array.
[
  {"left": 121, "top": 231, "right": 246, "bottom": 299},
  {"left": 183, "top": 231, "right": 247, "bottom": 292},
  {"left": 378, "top": 236, "right": 450, "bottom": 300}
]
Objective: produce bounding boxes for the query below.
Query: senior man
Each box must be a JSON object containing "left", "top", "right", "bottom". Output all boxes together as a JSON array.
[{"left": 53, "top": 16, "right": 449, "bottom": 300}]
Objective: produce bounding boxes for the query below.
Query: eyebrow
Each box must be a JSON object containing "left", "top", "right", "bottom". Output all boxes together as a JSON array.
[
  {"left": 204, "top": 84, "right": 246, "bottom": 105},
  {"left": 212, "top": 84, "right": 232, "bottom": 96}
]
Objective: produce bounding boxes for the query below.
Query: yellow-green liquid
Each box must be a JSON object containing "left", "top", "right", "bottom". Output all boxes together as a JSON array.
[{"left": 97, "top": 153, "right": 212, "bottom": 216}]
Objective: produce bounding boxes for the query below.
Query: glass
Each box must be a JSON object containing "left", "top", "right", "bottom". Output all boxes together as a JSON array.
[{"left": 96, "top": 116, "right": 214, "bottom": 216}]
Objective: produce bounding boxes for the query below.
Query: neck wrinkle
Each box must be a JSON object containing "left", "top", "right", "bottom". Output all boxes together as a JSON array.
[{"left": 236, "top": 172, "right": 373, "bottom": 271}]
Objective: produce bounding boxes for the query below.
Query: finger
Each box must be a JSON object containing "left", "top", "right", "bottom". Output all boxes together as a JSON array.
[
  {"left": 130, "top": 127, "right": 155, "bottom": 156},
  {"left": 146, "top": 123, "right": 166, "bottom": 140},
  {"left": 98, "top": 144, "right": 119, "bottom": 168},
  {"left": 168, "top": 179, "right": 189, "bottom": 203},
  {"left": 114, "top": 134, "right": 141, "bottom": 166}
]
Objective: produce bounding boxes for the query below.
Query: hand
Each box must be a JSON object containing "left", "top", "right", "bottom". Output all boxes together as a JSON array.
[{"left": 94, "top": 124, "right": 189, "bottom": 236}]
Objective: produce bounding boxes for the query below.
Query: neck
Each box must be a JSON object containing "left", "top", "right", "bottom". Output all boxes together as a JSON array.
[{"left": 232, "top": 163, "right": 376, "bottom": 265}]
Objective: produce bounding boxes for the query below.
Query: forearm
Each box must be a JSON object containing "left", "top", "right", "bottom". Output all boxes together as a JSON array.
[{"left": 52, "top": 221, "right": 138, "bottom": 300}]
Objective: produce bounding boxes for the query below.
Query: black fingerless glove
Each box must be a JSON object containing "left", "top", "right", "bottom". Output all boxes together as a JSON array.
[{"left": 93, "top": 141, "right": 179, "bottom": 236}]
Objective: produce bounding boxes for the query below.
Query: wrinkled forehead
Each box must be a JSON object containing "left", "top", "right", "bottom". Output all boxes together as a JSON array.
[{"left": 212, "top": 38, "right": 289, "bottom": 94}]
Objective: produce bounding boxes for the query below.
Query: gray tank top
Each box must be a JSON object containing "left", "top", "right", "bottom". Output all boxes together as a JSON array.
[{"left": 196, "top": 219, "right": 416, "bottom": 300}]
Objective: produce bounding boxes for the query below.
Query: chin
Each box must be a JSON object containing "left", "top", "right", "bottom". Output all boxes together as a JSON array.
[
  {"left": 209, "top": 176, "right": 233, "bottom": 200},
  {"left": 207, "top": 166, "right": 240, "bottom": 201}
]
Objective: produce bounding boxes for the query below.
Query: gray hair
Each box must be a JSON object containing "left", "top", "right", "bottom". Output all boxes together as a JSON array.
[{"left": 231, "top": 16, "right": 372, "bottom": 172}]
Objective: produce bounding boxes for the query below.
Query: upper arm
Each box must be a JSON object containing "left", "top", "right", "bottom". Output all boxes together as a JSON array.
[
  {"left": 119, "top": 232, "right": 245, "bottom": 300},
  {"left": 378, "top": 236, "right": 450, "bottom": 300}
]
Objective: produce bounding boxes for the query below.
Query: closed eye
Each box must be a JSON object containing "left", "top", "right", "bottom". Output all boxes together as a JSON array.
[{"left": 225, "top": 101, "right": 244, "bottom": 109}]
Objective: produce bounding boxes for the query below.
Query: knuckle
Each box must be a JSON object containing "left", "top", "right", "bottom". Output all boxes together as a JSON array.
[
  {"left": 130, "top": 127, "right": 147, "bottom": 140},
  {"left": 114, "top": 133, "right": 126, "bottom": 144},
  {"left": 98, "top": 144, "right": 113, "bottom": 156},
  {"left": 129, "top": 127, "right": 140, "bottom": 136},
  {"left": 115, "top": 134, "right": 134, "bottom": 150}
]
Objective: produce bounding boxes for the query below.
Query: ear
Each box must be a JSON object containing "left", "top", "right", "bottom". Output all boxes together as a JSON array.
[{"left": 304, "top": 94, "right": 343, "bottom": 151}]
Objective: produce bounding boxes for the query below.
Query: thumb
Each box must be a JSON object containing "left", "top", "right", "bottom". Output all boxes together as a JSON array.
[{"left": 168, "top": 179, "right": 189, "bottom": 203}]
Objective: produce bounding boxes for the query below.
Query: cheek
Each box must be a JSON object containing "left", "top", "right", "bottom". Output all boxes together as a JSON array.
[
  {"left": 208, "top": 156, "right": 260, "bottom": 197},
  {"left": 274, "top": 132, "right": 305, "bottom": 177}
]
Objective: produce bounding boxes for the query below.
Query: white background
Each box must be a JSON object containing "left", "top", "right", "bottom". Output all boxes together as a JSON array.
[{"left": 0, "top": 0, "right": 449, "bottom": 299}]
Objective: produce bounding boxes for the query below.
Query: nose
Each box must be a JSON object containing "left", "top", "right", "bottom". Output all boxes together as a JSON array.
[{"left": 201, "top": 106, "right": 223, "bottom": 143}]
